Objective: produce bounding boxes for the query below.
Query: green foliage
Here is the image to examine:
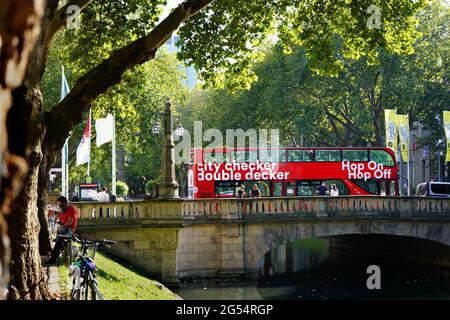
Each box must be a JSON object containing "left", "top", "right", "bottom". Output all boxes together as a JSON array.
[
  {"left": 116, "top": 181, "right": 129, "bottom": 198},
  {"left": 63, "top": 0, "right": 166, "bottom": 73},
  {"left": 184, "top": 2, "right": 448, "bottom": 149},
  {"left": 144, "top": 180, "right": 156, "bottom": 195},
  {"left": 43, "top": 44, "right": 188, "bottom": 195},
  {"left": 178, "top": 0, "right": 427, "bottom": 90},
  {"left": 58, "top": 251, "right": 178, "bottom": 300}
]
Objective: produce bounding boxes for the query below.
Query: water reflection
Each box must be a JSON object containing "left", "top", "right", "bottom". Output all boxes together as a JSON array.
[
  {"left": 258, "top": 239, "right": 330, "bottom": 276},
  {"left": 176, "top": 238, "right": 450, "bottom": 300}
]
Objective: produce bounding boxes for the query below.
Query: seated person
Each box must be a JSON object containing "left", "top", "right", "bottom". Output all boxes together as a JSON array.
[
  {"left": 316, "top": 182, "right": 328, "bottom": 196},
  {"left": 237, "top": 185, "right": 246, "bottom": 198},
  {"left": 250, "top": 184, "right": 261, "bottom": 198},
  {"left": 45, "top": 196, "right": 77, "bottom": 264},
  {"left": 330, "top": 183, "right": 339, "bottom": 196}
]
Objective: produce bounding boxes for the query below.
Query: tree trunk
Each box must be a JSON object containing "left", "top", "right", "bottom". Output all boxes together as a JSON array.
[
  {"left": 37, "top": 142, "right": 52, "bottom": 255},
  {"left": 6, "top": 87, "right": 52, "bottom": 300}
]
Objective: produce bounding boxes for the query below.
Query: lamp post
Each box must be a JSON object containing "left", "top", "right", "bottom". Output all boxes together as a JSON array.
[
  {"left": 436, "top": 139, "right": 445, "bottom": 182},
  {"left": 153, "top": 98, "right": 180, "bottom": 198}
]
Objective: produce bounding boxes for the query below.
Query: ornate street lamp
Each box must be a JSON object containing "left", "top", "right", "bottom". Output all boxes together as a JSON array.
[
  {"left": 175, "top": 117, "right": 184, "bottom": 137},
  {"left": 155, "top": 98, "right": 179, "bottom": 198},
  {"left": 151, "top": 121, "right": 161, "bottom": 135}
]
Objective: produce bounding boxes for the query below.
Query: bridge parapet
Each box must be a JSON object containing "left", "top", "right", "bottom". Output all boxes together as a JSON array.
[
  {"left": 182, "top": 197, "right": 450, "bottom": 219},
  {"left": 72, "top": 199, "right": 184, "bottom": 222}
]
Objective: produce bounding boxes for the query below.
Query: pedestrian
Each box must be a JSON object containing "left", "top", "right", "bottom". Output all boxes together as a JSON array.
[
  {"left": 237, "top": 184, "right": 246, "bottom": 198},
  {"left": 70, "top": 193, "right": 79, "bottom": 202},
  {"left": 45, "top": 196, "right": 77, "bottom": 264},
  {"left": 330, "top": 183, "right": 339, "bottom": 196},
  {"left": 97, "top": 187, "right": 110, "bottom": 202},
  {"left": 316, "top": 181, "right": 328, "bottom": 196},
  {"left": 250, "top": 184, "right": 261, "bottom": 198}
]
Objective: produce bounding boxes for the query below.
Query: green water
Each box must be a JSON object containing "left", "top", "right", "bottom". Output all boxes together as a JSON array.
[{"left": 176, "top": 239, "right": 450, "bottom": 300}]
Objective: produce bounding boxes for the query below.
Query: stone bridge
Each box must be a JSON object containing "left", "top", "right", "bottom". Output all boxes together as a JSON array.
[{"left": 72, "top": 196, "right": 450, "bottom": 286}]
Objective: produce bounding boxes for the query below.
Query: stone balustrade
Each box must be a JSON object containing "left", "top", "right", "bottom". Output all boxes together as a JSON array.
[
  {"left": 181, "top": 196, "right": 450, "bottom": 218},
  {"left": 70, "top": 197, "right": 450, "bottom": 222},
  {"left": 72, "top": 199, "right": 184, "bottom": 221}
]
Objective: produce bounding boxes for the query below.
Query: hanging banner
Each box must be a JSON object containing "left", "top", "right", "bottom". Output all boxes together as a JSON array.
[
  {"left": 444, "top": 111, "right": 450, "bottom": 162},
  {"left": 95, "top": 114, "right": 114, "bottom": 147},
  {"left": 384, "top": 109, "right": 398, "bottom": 158},
  {"left": 396, "top": 114, "right": 409, "bottom": 163}
]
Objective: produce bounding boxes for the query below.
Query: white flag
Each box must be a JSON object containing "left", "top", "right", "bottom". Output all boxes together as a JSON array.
[
  {"left": 95, "top": 114, "right": 114, "bottom": 147},
  {"left": 76, "top": 113, "right": 91, "bottom": 166}
]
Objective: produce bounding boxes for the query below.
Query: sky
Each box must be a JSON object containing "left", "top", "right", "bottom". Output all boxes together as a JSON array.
[{"left": 158, "top": 0, "right": 183, "bottom": 24}]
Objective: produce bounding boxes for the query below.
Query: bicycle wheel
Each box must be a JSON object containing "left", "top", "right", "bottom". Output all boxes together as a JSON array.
[
  {"left": 71, "top": 288, "right": 80, "bottom": 300},
  {"left": 89, "top": 281, "right": 97, "bottom": 300},
  {"left": 82, "top": 280, "right": 97, "bottom": 300}
]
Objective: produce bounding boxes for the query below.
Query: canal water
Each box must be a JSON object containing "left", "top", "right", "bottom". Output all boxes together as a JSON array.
[{"left": 175, "top": 238, "right": 450, "bottom": 300}]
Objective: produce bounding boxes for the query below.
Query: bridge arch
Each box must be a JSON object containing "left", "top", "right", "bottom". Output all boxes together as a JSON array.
[{"left": 244, "top": 220, "right": 450, "bottom": 274}]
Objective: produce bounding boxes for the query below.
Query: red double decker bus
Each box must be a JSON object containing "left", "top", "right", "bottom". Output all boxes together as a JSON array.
[{"left": 187, "top": 147, "right": 399, "bottom": 198}]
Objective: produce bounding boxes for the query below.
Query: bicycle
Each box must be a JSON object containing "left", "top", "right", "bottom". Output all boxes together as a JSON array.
[{"left": 59, "top": 234, "right": 116, "bottom": 300}]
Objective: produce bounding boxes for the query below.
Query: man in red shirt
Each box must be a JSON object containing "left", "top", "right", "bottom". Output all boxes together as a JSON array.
[{"left": 45, "top": 196, "right": 77, "bottom": 264}]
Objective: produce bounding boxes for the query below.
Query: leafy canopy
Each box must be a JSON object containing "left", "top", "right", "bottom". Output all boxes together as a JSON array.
[{"left": 178, "top": 0, "right": 426, "bottom": 90}]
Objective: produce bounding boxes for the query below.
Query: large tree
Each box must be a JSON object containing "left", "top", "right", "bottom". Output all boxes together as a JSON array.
[
  {"left": 4, "top": 0, "right": 426, "bottom": 299},
  {"left": 0, "top": 0, "right": 45, "bottom": 299}
]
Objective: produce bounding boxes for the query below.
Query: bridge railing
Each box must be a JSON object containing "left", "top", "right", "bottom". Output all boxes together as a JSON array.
[
  {"left": 181, "top": 196, "right": 450, "bottom": 218},
  {"left": 70, "top": 197, "right": 450, "bottom": 221},
  {"left": 72, "top": 199, "right": 184, "bottom": 221}
]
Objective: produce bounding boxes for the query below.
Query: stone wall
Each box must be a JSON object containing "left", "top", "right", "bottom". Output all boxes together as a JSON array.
[
  {"left": 177, "top": 223, "right": 244, "bottom": 279},
  {"left": 79, "top": 227, "right": 179, "bottom": 286}
]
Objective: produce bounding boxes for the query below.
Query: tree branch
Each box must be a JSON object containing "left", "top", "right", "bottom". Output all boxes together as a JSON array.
[
  {"left": 46, "top": 0, "right": 214, "bottom": 152},
  {"left": 48, "top": 0, "right": 92, "bottom": 37}
]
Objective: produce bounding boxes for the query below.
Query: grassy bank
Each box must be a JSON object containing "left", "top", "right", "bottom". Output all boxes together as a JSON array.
[{"left": 58, "top": 251, "right": 180, "bottom": 300}]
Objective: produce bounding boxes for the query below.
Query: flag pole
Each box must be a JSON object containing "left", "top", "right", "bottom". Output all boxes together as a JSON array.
[
  {"left": 61, "top": 65, "right": 69, "bottom": 198},
  {"left": 61, "top": 67, "right": 65, "bottom": 197},
  {"left": 407, "top": 121, "right": 410, "bottom": 196},
  {"left": 62, "top": 140, "right": 66, "bottom": 197},
  {"left": 407, "top": 158, "right": 410, "bottom": 196},
  {"left": 87, "top": 108, "right": 92, "bottom": 177},
  {"left": 64, "top": 138, "right": 69, "bottom": 198},
  {"left": 112, "top": 114, "right": 117, "bottom": 196}
]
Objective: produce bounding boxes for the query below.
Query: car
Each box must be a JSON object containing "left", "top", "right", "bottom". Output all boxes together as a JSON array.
[{"left": 415, "top": 182, "right": 450, "bottom": 198}]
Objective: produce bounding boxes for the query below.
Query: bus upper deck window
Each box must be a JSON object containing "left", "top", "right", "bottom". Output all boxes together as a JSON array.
[
  {"left": 288, "top": 150, "right": 313, "bottom": 162},
  {"left": 204, "top": 151, "right": 225, "bottom": 163},
  {"left": 342, "top": 150, "right": 368, "bottom": 162},
  {"left": 247, "top": 151, "right": 258, "bottom": 162},
  {"left": 370, "top": 150, "right": 394, "bottom": 166},
  {"left": 316, "top": 150, "right": 341, "bottom": 162},
  {"left": 259, "top": 150, "right": 285, "bottom": 162}
]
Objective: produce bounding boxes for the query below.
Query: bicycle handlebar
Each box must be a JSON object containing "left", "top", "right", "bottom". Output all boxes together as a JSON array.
[{"left": 54, "top": 234, "right": 115, "bottom": 246}]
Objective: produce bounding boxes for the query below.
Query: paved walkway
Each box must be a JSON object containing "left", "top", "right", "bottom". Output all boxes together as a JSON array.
[{"left": 41, "top": 255, "right": 66, "bottom": 299}]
